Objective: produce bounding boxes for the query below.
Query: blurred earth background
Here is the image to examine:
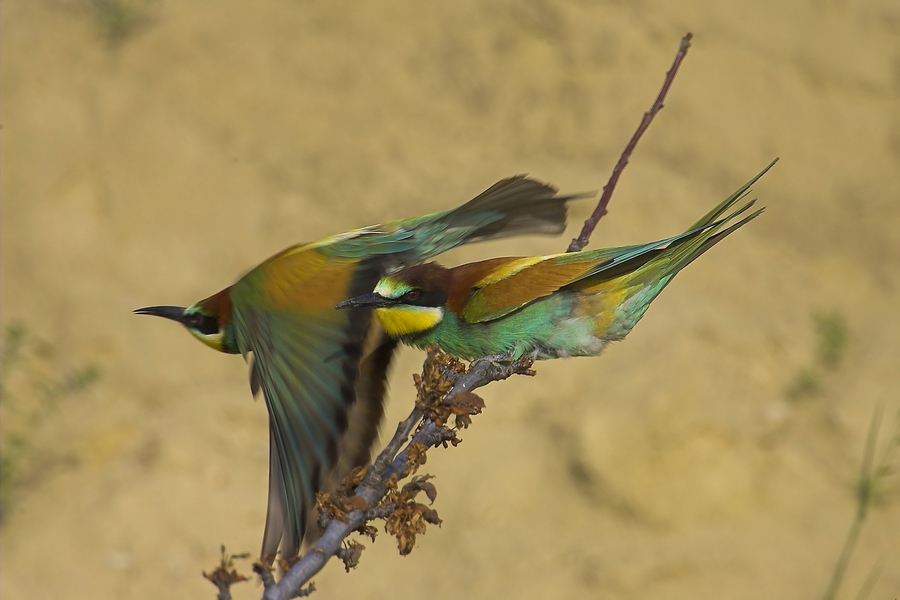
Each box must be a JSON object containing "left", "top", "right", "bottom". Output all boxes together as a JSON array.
[{"left": 2, "top": 1, "right": 900, "bottom": 598}]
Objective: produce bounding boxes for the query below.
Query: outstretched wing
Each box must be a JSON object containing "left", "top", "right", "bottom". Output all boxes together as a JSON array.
[
  {"left": 232, "top": 253, "right": 384, "bottom": 560},
  {"left": 315, "top": 175, "right": 581, "bottom": 262}
]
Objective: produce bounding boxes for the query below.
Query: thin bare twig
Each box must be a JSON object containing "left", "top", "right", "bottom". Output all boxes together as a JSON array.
[{"left": 567, "top": 32, "right": 693, "bottom": 253}]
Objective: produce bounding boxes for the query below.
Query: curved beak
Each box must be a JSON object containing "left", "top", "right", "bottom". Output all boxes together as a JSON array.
[
  {"left": 335, "top": 293, "right": 394, "bottom": 310},
  {"left": 133, "top": 305, "right": 187, "bottom": 323}
]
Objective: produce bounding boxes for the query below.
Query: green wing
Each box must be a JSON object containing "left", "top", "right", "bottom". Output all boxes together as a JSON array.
[
  {"left": 318, "top": 175, "right": 579, "bottom": 262},
  {"left": 233, "top": 253, "right": 382, "bottom": 558}
]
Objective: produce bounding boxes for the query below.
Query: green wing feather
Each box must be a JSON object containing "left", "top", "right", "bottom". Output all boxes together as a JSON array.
[
  {"left": 462, "top": 160, "right": 776, "bottom": 323},
  {"left": 318, "top": 175, "right": 582, "bottom": 261},
  {"left": 235, "top": 297, "right": 372, "bottom": 559}
]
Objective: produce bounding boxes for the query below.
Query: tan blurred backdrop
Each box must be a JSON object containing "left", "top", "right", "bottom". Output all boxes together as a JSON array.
[{"left": 2, "top": 1, "right": 899, "bottom": 598}]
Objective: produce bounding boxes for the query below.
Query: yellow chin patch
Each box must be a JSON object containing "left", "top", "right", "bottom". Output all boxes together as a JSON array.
[
  {"left": 375, "top": 305, "right": 443, "bottom": 337},
  {"left": 189, "top": 329, "right": 225, "bottom": 352}
]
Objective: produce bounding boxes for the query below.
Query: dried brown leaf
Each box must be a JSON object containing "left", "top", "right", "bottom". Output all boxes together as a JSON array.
[
  {"left": 402, "top": 475, "right": 438, "bottom": 504},
  {"left": 341, "top": 495, "right": 368, "bottom": 513},
  {"left": 403, "top": 441, "right": 429, "bottom": 476},
  {"left": 414, "top": 348, "right": 466, "bottom": 412},
  {"left": 382, "top": 487, "right": 444, "bottom": 556},
  {"left": 397, "top": 531, "right": 416, "bottom": 555},
  {"left": 384, "top": 472, "right": 400, "bottom": 491},
  {"left": 317, "top": 491, "right": 368, "bottom": 521},
  {"left": 418, "top": 480, "right": 438, "bottom": 504},
  {"left": 337, "top": 465, "right": 367, "bottom": 494},
  {"left": 454, "top": 413, "right": 471, "bottom": 429},
  {"left": 356, "top": 525, "right": 378, "bottom": 542},
  {"left": 447, "top": 391, "right": 485, "bottom": 415},
  {"left": 339, "top": 540, "right": 365, "bottom": 572},
  {"left": 419, "top": 505, "right": 442, "bottom": 525}
]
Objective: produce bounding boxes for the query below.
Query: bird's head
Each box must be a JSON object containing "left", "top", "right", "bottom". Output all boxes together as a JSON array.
[
  {"left": 336, "top": 264, "right": 449, "bottom": 337},
  {"left": 134, "top": 288, "right": 239, "bottom": 353}
]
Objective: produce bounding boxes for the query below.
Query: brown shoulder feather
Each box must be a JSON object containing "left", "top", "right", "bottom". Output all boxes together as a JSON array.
[
  {"left": 197, "top": 287, "right": 234, "bottom": 328},
  {"left": 458, "top": 256, "right": 600, "bottom": 323}
]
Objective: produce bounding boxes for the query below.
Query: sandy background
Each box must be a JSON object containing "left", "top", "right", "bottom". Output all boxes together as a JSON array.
[{"left": 3, "top": 0, "right": 900, "bottom": 598}]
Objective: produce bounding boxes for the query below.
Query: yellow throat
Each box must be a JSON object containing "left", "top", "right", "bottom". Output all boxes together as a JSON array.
[{"left": 374, "top": 305, "right": 443, "bottom": 337}]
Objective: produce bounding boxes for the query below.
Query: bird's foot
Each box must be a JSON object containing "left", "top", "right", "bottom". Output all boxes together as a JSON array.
[
  {"left": 469, "top": 352, "right": 535, "bottom": 379},
  {"left": 478, "top": 352, "right": 516, "bottom": 366}
]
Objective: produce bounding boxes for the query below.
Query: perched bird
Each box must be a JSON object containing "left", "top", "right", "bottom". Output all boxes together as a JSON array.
[
  {"left": 134, "top": 176, "right": 583, "bottom": 561},
  {"left": 336, "top": 161, "right": 775, "bottom": 361}
]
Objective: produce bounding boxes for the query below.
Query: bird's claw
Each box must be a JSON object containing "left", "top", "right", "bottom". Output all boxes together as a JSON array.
[{"left": 478, "top": 353, "right": 516, "bottom": 367}]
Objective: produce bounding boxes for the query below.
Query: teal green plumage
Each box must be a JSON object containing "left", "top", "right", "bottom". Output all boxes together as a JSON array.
[
  {"left": 337, "top": 161, "right": 775, "bottom": 362},
  {"left": 135, "top": 175, "right": 583, "bottom": 560}
]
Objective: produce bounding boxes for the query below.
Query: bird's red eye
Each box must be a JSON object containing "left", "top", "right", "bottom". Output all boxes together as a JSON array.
[{"left": 404, "top": 290, "right": 420, "bottom": 301}]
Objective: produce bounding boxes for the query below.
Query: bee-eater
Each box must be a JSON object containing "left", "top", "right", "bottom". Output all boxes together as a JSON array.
[
  {"left": 336, "top": 161, "right": 775, "bottom": 361},
  {"left": 134, "top": 176, "right": 584, "bottom": 561}
]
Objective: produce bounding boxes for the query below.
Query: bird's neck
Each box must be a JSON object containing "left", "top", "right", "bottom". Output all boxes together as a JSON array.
[
  {"left": 398, "top": 310, "right": 502, "bottom": 361},
  {"left": 219, "top": 322, "right": 241, "bottom": 354}
]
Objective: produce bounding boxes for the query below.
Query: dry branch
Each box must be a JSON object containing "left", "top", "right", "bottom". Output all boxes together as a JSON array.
[{"left": 205, "top": 30, "right": 697, "bottom": 600}]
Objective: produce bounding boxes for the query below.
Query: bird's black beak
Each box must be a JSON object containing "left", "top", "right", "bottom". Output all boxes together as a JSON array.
[
  {"left": 335, "top": 293, "right": 394, "bottom": 310},
  {"left": 134, "top": 305, "right": 188, "bottom": 323}
]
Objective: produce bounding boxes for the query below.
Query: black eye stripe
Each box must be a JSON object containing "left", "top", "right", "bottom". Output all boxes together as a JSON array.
[
  {"left": 400, "top": 289, "right": 447, "bottom": 308},
  {"left": 186, "top": 313, "right": 220, "bottom": 335}
]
